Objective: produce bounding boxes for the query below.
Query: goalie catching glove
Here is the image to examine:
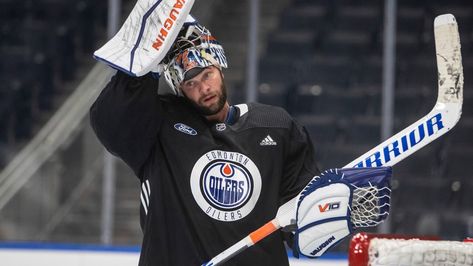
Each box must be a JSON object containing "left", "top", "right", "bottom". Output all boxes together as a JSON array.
[{"left": 294, "top": 167, "right": 392, "bottom": 258}]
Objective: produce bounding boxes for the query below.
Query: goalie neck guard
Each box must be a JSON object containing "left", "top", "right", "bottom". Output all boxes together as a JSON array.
[{"left": 162, "top": 21, "right": 228, "bottom": 95}]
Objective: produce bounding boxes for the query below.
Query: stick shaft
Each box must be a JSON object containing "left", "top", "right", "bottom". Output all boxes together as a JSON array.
[
  {"left": 202, "top": 220, "right": 280, "bottom": 266},
  {"left": 249, "top": 220, "right": 280, "bottom": 244}
]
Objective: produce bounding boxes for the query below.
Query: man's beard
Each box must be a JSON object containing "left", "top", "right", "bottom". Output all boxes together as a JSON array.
[{"left": 187, "top": 83, "right": 228, "bottom": 116}]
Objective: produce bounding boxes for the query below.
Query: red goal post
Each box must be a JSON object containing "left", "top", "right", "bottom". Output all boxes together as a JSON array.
[{"left": 349, "top": 232, "right": 473, "bottom": 266}]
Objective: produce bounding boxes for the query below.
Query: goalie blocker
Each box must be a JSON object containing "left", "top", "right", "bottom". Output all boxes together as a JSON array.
[{"left": 93, "top": 0, "right": 195, "bottom": 76}]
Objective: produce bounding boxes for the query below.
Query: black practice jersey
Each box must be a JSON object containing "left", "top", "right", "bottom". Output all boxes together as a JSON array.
[{"left": 90, "top": 72, "right": 319, "bottom": 266}]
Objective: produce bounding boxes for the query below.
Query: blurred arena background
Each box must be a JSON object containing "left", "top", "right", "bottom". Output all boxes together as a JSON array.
[{"left": 0, "top": 0, "right": 472, "bottom": 265}]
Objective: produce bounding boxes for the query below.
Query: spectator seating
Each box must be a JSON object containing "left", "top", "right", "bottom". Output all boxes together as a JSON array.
[{"left": 0, "top": 0, "right": 105, "bottom": 164}]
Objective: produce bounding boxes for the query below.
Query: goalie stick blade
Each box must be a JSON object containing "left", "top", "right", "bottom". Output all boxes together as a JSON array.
[
  {"left": 203, "top": 13, "right": 464, "bottom": 265},
  {"left": 434, "top": 14, "right": 463, "bottom": 106},
  {"left": 93, "top": 0, "right": 195, "bottom": 76}
]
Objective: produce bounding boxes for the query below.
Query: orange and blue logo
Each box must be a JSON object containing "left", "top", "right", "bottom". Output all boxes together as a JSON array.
[{"left": 190, "top": 150, "right": 262, "bottom": 222}]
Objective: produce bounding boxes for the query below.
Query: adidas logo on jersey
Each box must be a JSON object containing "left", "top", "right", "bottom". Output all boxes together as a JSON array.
[{"left": 260, "top": 135, "right": 277, "bottom": 146}]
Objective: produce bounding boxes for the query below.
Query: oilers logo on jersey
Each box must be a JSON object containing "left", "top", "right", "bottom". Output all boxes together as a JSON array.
[{"left": 190, "top": 150, "right": 262, "bottom": 222}]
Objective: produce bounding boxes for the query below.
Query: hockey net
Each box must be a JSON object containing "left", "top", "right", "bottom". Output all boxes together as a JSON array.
[{"left": 349, "top": 232, "right": 473, "bottom": 266}]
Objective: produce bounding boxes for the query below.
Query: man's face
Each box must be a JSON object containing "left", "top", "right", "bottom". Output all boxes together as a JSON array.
[{"left": 180, "top": 66, "right": 227, "bottom": 116}]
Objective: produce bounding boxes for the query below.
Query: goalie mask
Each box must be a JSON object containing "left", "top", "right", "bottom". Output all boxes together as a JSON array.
[{"left": 162, "top": 22, "right": 228, "bottom": 95}]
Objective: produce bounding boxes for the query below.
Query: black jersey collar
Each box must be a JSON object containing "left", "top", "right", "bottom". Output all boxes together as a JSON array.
[{"left": 224, "top": 104, "right": 248, "bottom": 125}]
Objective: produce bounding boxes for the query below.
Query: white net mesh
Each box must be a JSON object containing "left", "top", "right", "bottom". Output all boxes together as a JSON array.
[
  {"left": 368, "top": 238, "right": 473, "bottom": 266},
  {"left": 350, "top": 183, "right": 391, "bottom": 228}
]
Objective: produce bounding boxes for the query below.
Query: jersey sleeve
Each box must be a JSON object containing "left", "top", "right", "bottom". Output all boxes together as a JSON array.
[
  {"left": 279, "top": 119, "right": 320, "bottom": 205},
  {"left": 89, "top": 71, "right": 163, "bottom": 176}
]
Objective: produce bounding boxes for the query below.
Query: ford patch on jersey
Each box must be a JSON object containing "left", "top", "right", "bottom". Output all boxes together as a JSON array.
[
  {"left": 190, "top": 150, "right": 262, "bottom": 222},
  {"left": 174, "top": 123, "right": 197, "bottom": 136}
]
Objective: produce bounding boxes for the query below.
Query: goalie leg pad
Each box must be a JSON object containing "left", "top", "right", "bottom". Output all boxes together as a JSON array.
[{"left": 294, "top": 182, "right": 352, "bottom": 258}]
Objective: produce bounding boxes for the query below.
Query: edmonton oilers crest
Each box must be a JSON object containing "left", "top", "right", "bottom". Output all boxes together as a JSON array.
[
  {"left": 190, "top": 150, "right": 262, "bottom": 222},
  {"left": 202, "top": 162, "right": 251, "bottom": 210}
]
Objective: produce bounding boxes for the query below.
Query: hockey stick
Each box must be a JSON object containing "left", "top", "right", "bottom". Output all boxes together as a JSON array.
[{"left": 202, "top": 13, "right": 463, "bottom": 266}]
